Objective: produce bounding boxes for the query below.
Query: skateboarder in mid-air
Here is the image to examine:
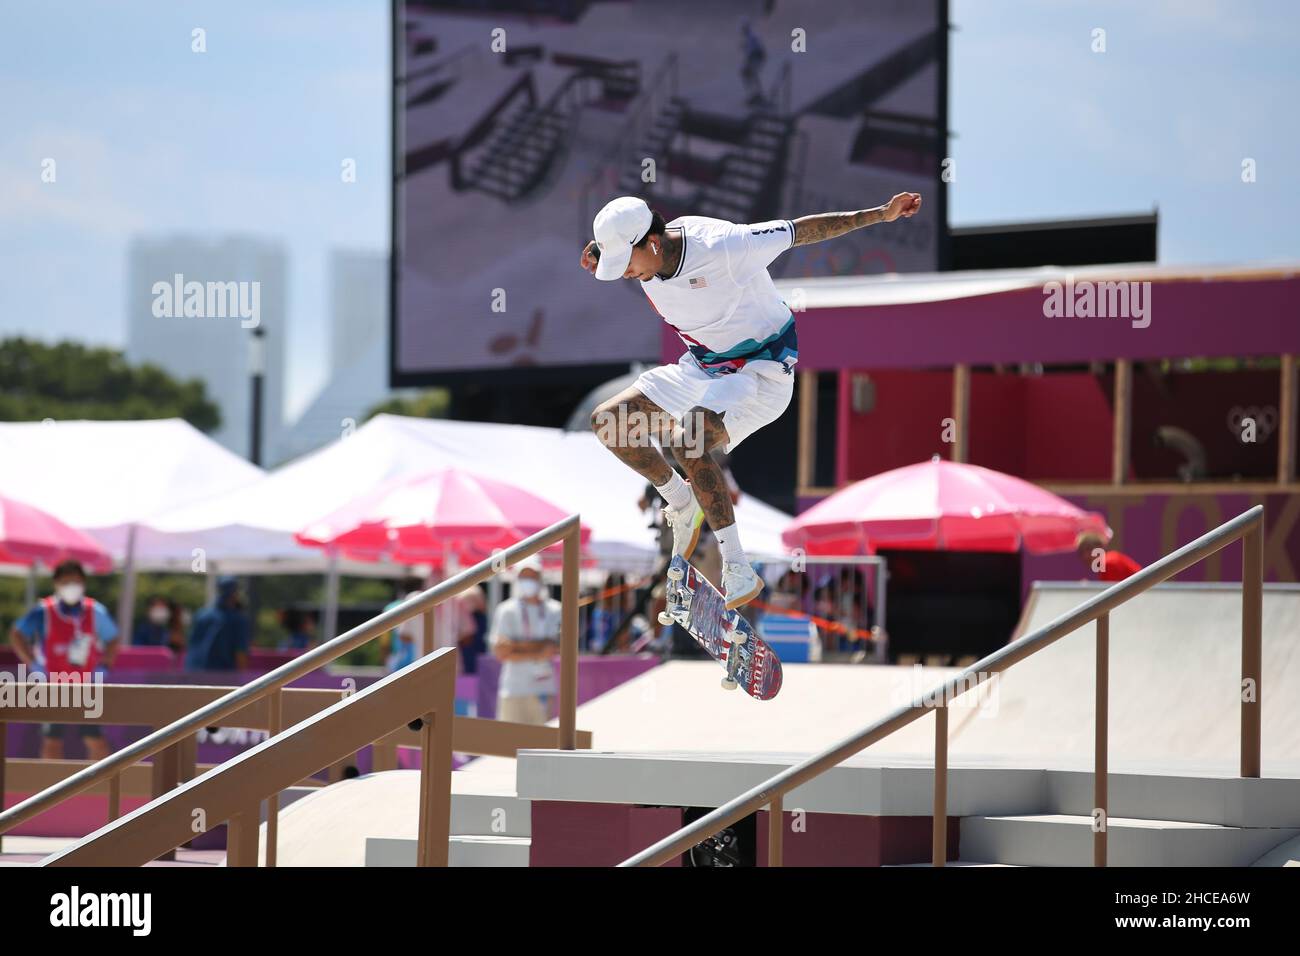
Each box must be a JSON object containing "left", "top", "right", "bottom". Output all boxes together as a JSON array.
[{"left": 582, "top": 192, "right": 922, "bottom": 609}]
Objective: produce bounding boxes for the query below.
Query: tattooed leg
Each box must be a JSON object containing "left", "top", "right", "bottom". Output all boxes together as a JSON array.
[
  {"left": 668, "top": 406, "right": 735, "bottom": 530},
  {"left": 590, "top": 386, "right": 677, "bottom": 486}
]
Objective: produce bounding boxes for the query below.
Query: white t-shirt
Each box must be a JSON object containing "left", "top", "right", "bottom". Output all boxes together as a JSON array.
[
  {"left": 489, "top": 597, "right": 561, "bottom": 698},
  {"left": 640, "top": 216, "right": 798, "bottom": 376}
]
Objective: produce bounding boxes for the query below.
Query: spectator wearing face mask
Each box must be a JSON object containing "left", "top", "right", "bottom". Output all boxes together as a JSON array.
[
  {"left": 134, "top": 596, "right": 174, "bottom": 647},
  {"left": 489, "top": 557, "right": 561, "bottom": 725},
  {"left": 184, "top": 576, "right": 251, "bottom": 672},
  {"left": 8, "top": 559, "right": 119, "bottom": 760}
]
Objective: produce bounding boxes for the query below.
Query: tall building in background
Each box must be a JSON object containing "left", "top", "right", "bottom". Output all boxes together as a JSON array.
[
  {"left": 330, "top": 250, "right": 388, "bottom": 379},
  {"left": 277, "top": 248, "right": 397, "bottom": 464},
  {"left": 126, "top": 236, "right": 288, "bottom": 462}
]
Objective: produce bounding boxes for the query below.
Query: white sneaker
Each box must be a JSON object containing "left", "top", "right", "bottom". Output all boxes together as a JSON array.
[
  {"left": 721, "top": 561, "right": 762, "bottom": 610},
  {"left": 664, "top": 494, "right": 705, "bottom": 561}
]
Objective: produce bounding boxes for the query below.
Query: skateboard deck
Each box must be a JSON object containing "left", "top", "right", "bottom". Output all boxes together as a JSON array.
[{"left": 662, "top": 555, "right": 783, "bottom": 700}]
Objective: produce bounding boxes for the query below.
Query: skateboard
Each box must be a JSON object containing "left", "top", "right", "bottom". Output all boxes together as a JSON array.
[{"left": 658, "top": 555, "right": 783, "bottom": 700}]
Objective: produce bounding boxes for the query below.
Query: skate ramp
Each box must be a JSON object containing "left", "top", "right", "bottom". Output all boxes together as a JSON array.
[
  {"left": 462, "top": 582, "right": 1300, "bottom": 777},
  {"left": 269, "top": 584, "right": 1300, "bottom": 863},
  {"left": 945, "top": 582, "right": 1300, "bottom": 771}
]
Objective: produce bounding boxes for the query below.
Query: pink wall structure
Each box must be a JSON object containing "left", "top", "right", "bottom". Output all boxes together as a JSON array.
[{"left": 661, "top": 276, "right": 1300, "bottom": 371}]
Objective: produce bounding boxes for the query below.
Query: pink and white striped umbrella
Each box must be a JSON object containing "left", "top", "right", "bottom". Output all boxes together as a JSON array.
[
  {"left": 783, "top": 457, "right": 1110, "bottom": 555},
  {"left": 295, "top": 467, "right": 588, "bottom": 564},
  {"left": 0, "top": 494, "right": 113, "bottom": 572}
]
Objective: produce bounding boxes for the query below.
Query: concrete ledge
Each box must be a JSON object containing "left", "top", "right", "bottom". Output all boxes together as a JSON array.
[{"left": 516, "top": 750, "right": 1300, "bottom": 825}]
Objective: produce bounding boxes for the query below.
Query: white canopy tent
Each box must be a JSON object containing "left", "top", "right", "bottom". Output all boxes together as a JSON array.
[
  {"left": 0, "top": 418, "right": 265, "bottom": 555},
  {"left": 0, "top": 419, "right": 272, "bottom": 632},
  {"left": 147, "top": 414, "right": 794, "bottom": 571},
  {"left": 1, "top": 415, "right": 794, "bottom": 639}
]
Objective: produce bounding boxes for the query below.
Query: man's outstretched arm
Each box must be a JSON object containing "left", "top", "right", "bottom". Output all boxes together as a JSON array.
[{"left": 791, "top": 192, "right": 922, "bottom": 247}]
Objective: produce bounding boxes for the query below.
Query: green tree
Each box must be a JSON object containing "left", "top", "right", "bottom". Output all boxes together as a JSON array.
[
  {"left": 0, "top": 337, "right": 221, "bottom": 430},
  {"left": 365, "top": 389, "right": 450, "bottom": 422}
]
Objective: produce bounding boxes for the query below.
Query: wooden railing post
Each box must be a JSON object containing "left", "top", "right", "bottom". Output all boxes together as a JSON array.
[
  {"left": 1111, "top": 359, "right": 1133, "bottom": 484},
  {"left": 951, "top": 364, "right": 970, "bottom": 463},
  {"left": 767, "top": 795, "right": 783, "bottom": 868},
  {"left": 150, "top": 736, "right": 181, "bottom": 862},
  {"left": 265, "top": 689, "right": 282, "bottom": 868},
  {"left": 559, "top": 527, "right": 580, "bottom": 751},
  {"left": 933, "top": 703, "right": 948, "bottom": 867},
  {"left": 416, "top": 667, "right": 456, "bottom": 867},
  {"left": 226, "top": 804, "right": 261, "bottom": 867},
  {"left": 1095, "top": 614, "right": 1109, "bottom": 867},
  {"left": 107, "top": 773, "right": 121, "bottom": 823},
  {"left": 1241, "top": 523, "right": 1263, "bottom": 778}
]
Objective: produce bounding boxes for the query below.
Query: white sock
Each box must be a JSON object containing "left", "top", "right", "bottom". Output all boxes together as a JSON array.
[
  {"left": 714, "top": 523, "right": 745, "bottom": 564},
  {"left": 656, "top": 472, "right": 692, "bottom": 512}
]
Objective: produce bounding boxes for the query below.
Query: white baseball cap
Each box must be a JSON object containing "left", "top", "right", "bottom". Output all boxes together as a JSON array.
[
  {"left": 592, "top": 196, "right": 654, "bottom": 280},
  {"left": 513, "top": 555, "right": 544, "bottom": 579}
]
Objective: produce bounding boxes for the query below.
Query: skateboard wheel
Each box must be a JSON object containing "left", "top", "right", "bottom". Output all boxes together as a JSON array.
[
  {"left": 657, "top": 611, "right": 674, "bottom": 626},
  {"left": 666, "top": 565, "right": 684, "bottom": 581},
  {"left": 721, "top": 676, "right": 739, "bottom": 691}
]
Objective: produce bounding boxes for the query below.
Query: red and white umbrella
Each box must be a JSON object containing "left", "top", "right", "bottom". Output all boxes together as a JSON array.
[
  {"left": 0, "top": 493, "right": 113, "bottom": 572},
  {"left": 783, "top": 457, "right": 1110, "bottom": 555},
  {"left": 295, "top": 467, "right": 589, "bottom": 564}
]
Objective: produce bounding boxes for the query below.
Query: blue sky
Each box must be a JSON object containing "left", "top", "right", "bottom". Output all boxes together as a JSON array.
[{"left": 1, "top": 0, "right": 1296, "bottom": 417}]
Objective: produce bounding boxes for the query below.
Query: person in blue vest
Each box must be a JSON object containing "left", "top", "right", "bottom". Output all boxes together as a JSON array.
[
  {"left": 8, "top": 560, "right": 119, "bottom": 760},
  {"left": 184, "top": 576, "right": 251, "bottom": 672}
]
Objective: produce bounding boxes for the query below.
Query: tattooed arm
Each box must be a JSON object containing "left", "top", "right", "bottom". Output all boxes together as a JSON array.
[{"left": 791, "top": 192, "right": 922, "bottom": 247}]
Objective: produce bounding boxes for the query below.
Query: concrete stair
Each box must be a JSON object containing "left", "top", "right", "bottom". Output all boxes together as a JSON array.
[
  {"left": 363, "top": 774, "right": 532, "bottom": 867},
  {"left": 960, "top": 814, "right": 1299, "bottom": 867}
]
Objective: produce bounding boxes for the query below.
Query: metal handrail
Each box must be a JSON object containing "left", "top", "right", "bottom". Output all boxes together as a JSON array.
[
  {"left": 620, "top": 505, "right": 1265, "bottom": 867},
  {"left": 0, "top": 514, "right": 583, "bottom": 838},
  {"left": 42, "top": 647, "right": 460, "bottom": 867}
]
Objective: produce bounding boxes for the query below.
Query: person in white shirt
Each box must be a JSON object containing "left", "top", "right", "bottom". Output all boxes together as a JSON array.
[
  {"left": 581, "top": 192, "right": 922, "bottom": 608},
  {"left": 489, "top": 557, "right": 561, "bottom": 725}
]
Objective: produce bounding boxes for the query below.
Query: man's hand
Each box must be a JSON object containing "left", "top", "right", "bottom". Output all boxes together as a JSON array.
[
  {"left": 883, "top": 192, "right": 922, "bottom": 222},
  {"left": 579, "top": 240, "right": 599, "bottom": 274}
]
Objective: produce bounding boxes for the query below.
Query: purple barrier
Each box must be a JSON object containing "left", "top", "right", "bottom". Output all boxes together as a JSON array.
[
  {"left": 474, "top": 653, "right": 660, "bottom": 719},
  {"left": 0, "top": 646, "right": 178, "bottom": 672}
]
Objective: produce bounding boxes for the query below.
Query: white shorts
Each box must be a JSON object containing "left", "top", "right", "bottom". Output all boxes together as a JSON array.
[{"left": 633, "top": 354, "right": 795, "bottom": 452}]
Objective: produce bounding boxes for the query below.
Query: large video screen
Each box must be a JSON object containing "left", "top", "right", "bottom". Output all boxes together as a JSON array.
[{"left": 393, "top": 0, "right": 945, "bottom": 382}]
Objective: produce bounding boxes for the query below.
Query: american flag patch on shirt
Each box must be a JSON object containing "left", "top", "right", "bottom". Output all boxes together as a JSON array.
[{"left": 689, "top": 276, "right": 708, "bottom": 289}]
